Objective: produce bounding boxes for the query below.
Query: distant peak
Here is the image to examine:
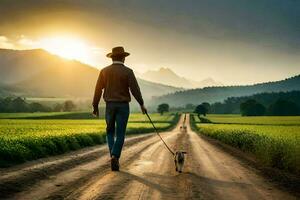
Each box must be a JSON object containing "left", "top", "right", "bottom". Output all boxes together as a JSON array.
[
  {"left": 156, "top": 67, "right": 178, "bottom": 75},
  {"left": 158, "top": 67, "right": 172, "bottom": 72}
]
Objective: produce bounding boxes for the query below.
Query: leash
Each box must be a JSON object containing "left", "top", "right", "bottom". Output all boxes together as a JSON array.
[{"left": 145, "top": 112, "right": 175, "bottom": 155}]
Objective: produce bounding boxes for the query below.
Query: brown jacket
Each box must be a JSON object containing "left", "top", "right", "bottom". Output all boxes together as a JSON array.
[{"left": 93, "top": 63, "right": 144, "bottom": 108}]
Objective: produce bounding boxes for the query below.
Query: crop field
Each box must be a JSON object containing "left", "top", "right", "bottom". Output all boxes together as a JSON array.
[
  {"left": 0, "top": 111, "right": 109, "bottom": 119},
  {"left": 0, "top": 113, "right": 178, "bottom": 166},
  {"left": 0, "top": 112, "right": 89, "bottom": 119},
  {"left": 202, "top": 114, "right": 300, "bottom": 125},
  {"left": 191, "top": 114, "right": 300, "bottom": 175}
]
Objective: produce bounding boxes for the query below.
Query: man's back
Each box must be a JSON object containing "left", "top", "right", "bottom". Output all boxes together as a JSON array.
[
  {"left": 101, "top": 64, "right": 131, "bottom": 102},
  {"left": 93, "top": 63, "right": 144, "bottom": 107}
]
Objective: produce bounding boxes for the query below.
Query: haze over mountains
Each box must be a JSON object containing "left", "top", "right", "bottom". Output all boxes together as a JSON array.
[
  {"left": 139, "top": 67, "right": 222, "bottom": 88},
  {"left": 153, "top": 75, "right": 300, "bottom": 107},
  {"left": 0, "top": 49, "right": 180, "bottom": 101},
  {"left": 1, "top": 48, "right": 299, "bottom": 108}
]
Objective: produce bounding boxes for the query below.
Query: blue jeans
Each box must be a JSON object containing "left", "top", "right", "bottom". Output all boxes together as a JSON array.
[{"left": 105, "top": 102, "right": 129, "bottom": 158}]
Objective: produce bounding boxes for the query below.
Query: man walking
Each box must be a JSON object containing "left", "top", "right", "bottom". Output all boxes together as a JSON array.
[{"left": 92, "top": 46, "right": 147, "bottom": 171}]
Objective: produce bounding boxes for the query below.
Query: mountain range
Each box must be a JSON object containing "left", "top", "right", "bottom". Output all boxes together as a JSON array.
[
  {"left": 0, "top": 49, "right": 181, "bottom": 102},
  {"left": 1, "top": 48, "right": 299, "bottom": 109},
  {"left": 152, "top": 75, "right": 300, "bottom": 107},
  {"left": 139, "top": 67, "right": 222, "bottom": 88}
]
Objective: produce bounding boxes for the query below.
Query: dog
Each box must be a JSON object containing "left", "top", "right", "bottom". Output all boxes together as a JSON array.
[
  {"left": 180, "top": 125, "right": 187, "bottom": 133},
  {"left": 174, "top": 151, "right": 187, "bottom": 173}
]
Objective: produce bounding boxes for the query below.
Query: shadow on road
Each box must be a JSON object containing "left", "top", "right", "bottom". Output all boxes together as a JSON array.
[
  {"left": 145, "top": 171, "right": 252, "bottom": 188},
  {"left": 118, "top": 171, "right": 173, "bottom": 193}
]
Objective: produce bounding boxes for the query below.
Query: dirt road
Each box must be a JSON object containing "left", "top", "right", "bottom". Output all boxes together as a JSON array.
[{"left": 0, "top": 115, "right": 297, "bottom": 200}]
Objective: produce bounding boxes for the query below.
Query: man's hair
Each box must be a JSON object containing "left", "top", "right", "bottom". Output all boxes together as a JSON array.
[{"left": 112, "top": 55, "right": 125, "bottom": 61}]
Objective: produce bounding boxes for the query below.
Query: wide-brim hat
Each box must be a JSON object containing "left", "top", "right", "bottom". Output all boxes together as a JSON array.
[{"left": 106, "top": 46, "right": 130, "bottom": 58}]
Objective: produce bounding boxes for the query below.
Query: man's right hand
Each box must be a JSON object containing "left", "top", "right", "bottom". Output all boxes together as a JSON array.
[
  {"left": 140, "top": 105, "right": 147, "bottom": 114},
  {"left": 93, "top": 107, "right": 99, "bottom": 117}
]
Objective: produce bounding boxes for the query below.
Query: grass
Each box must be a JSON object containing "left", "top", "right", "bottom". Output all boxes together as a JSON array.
[
  {"left": 0, "top": 112, "right": 179, "bottom": 167},
  {"left": 0, "top": 112, "right": 176, "bottom": 121},
  {"left": 0, "top": 112, "right": 101, "bottom": 119},
  {"left": 191, "top": 114, "right": 300, "bottom": 175}
]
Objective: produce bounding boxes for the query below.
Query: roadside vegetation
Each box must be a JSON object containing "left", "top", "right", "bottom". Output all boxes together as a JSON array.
[
  {"left": 0, "top": 112, "right": 179, "bottom": 167},
  {"left": 191, "top": 114, "right": 300, "bottom": 176},
  {"left": 0, "top": 97, "right": 80, "bottom": 113}
]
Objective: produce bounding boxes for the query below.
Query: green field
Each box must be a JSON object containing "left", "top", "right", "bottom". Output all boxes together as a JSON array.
[
  {"left": 0, "top": 112, "right": 176, "bottom": 121},
  {"left": 0, "top": 112, "right": 91, "bottom": 119},
  {"left": 191, "top": 114, "right": 300, "bottom": 175},
  {"left": 202, "top": 114, "right": 300, "bottom": 125},
  {"left": 0, "top": 112, "right": 178, "bottom": 167}
]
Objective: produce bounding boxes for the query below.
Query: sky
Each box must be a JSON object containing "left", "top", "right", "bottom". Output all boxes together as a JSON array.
[{"left": 0, "top": 0, "right": 299, "bottom": 85}]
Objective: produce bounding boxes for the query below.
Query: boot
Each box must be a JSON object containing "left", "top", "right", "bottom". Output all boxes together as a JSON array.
[{"left": 111, "top": 156, "right": 119, "bottom": 171}]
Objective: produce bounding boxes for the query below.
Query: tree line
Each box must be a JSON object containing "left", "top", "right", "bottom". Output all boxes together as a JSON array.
[
  {"left": 210, "top": 91, "right": 300, "bottom": 116},
  {"left": 192, "top": 91, "right": 300, "bottom": 116},
  {"left": 240, "top": 99, "right": 299, "bottom": 116},
  {"left": 167, "top": 91, "right": 300, "bottom": 116},
  {"left": 0, "top": 97, "right": 76, "bottom": 113}
]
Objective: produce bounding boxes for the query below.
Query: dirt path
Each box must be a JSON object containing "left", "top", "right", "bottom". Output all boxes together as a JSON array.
[{"left": 0, "top": 114, "right": 297, "bottom": 200}]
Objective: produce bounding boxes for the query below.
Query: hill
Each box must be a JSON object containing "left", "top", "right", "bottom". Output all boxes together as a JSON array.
[
  {"left": 152, "top": 75, "right": 300, "bottom": 107},
  {"left": 139, "top": 67, "right": 222, "bottom": 88},
  {"left": 0, "top": 49, "right": 181, "bottom": 101}
]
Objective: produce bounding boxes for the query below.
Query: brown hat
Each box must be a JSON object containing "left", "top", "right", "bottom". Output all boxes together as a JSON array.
[{"left": 106, "top": 46, "right": 130, "bottom": 58}]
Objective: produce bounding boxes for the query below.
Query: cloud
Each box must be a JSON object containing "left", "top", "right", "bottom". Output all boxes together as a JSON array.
[
  {"left": 0, "top": 35, "right": 43, "bottom": 51},
  {"left": 17, "top": 36, "right": 39, "bottom": 48},
  {"left": 0, "top": 35, "right": 39, "bottom": 49},
  {"left": 0, "top": 36, "right": 15, "bottom": 49},
  {"left": 1, "top": 0, "right": 299, "bottom": 48}
]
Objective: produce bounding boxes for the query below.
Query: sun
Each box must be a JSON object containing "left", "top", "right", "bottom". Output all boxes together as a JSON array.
[{"left": 39, "top": 36, "right": 89, "bottom": 61}]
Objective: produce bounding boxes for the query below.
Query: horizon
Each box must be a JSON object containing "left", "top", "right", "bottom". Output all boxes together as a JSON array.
[{"left": 0, "top": 0, "right": 299, "bottom": 85}]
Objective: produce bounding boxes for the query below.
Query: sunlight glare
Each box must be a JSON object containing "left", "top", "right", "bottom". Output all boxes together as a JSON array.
[{"left": 40, "top": 37, "right": 89, "bottom": 61}]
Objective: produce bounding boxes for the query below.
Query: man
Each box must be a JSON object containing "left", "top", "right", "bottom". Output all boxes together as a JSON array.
[{"left": 92, "top": 46, "right": 147, "bottom": 171}]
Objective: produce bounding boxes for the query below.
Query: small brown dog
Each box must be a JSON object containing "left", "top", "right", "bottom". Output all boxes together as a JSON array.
[
  {"left": 180, "top": 125, "right": 187, "bottom": 133},
  {"left": 174, "top": 151, "right": 187, "bottom": 173}
]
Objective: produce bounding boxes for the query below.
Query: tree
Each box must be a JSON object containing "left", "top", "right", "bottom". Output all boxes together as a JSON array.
[
  {"left": 0, "top": 97, "right": 5, "bottom": 112},
  {"left": 63, "top": 100, "right": 76, "bottom": 112},
  {"left": 185, "top": 103, "right": 195, "bottom": 111},
  {"left": 194, "top": 104, "right": 208, "bottom": 117},
  {"left": 29, "top": 102, "right": 50, "bottom": 112},
  {"left": 194, "top": 102, "right": 210, "bottom": 117},
  {"left": 201, "top": 102, "right": 210, "bottom": 113},
  {"left": 11, "top": 97, "right": 28, "bottom": 112},
  {"left": 157, "top": 103, "right": 169, "bottom": 115},
  {"left": 240, "top": 99, "right": 266, "bottom": 116},
  {"left": 268, "top": 99, "right": 299, "bottom": 116},
  {"left": 53, "top": 103, "right": 64, "bottom": 112}
]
